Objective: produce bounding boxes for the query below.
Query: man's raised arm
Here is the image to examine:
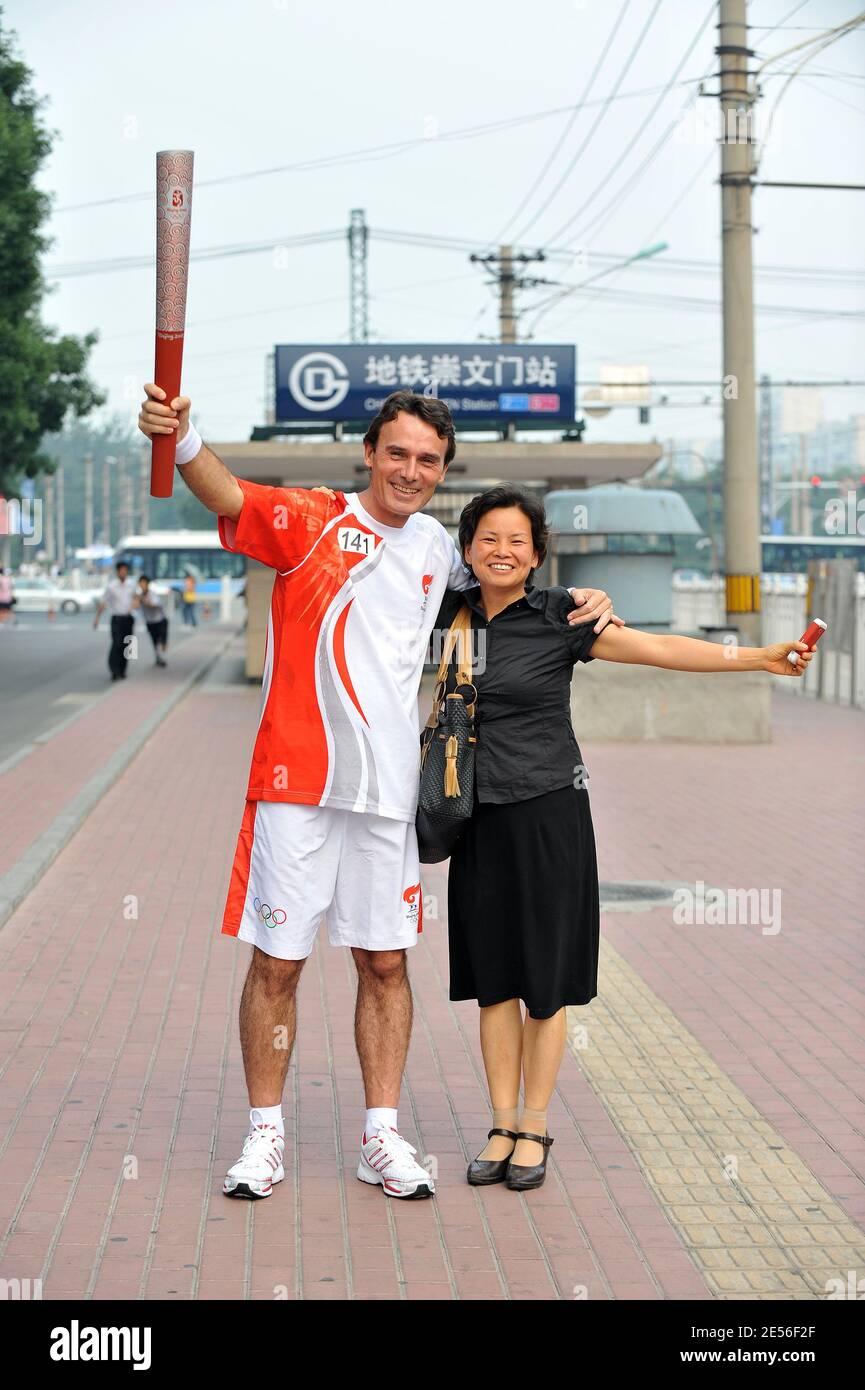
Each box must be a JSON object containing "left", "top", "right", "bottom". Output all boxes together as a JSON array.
[{"left": 138, "top": 383, "right": 243, "bottom": 521}]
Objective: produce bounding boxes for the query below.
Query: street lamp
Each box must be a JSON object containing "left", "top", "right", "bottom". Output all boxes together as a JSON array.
[{"left": 524, "top": 241, "right": 670, "bottom": 338}]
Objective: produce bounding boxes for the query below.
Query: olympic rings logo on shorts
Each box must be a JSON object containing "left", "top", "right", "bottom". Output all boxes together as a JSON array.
[{"left": 253, "top": 896, "right": 287, "bottom": 927}]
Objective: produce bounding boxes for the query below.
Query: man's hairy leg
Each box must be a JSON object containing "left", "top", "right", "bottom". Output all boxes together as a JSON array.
[
  {"left": 351, "top": 949, "right": 412, "bottom": 1109},
  {"left": 239, "top": 947, "right": 306, "bottom": 1108}
]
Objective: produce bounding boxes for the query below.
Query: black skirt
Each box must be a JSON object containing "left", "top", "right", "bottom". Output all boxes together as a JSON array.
[{"left": 447, "top": 783, "right": 600, "bottom": 1020}]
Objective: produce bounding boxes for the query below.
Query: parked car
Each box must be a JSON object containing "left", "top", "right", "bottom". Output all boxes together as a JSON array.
[{"left": 9, "top": 577, "right": 101, "bottom": 614}]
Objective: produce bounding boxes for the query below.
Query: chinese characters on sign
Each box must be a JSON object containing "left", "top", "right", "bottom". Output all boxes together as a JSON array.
[
  {"left": 274, "top": 344, "right": 576, "bottom": 423},
  {"left": 362, "top": 351, "right": 560, "bottom": 390}
]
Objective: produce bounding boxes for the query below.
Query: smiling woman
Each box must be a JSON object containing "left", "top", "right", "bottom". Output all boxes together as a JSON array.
[{"left": 435, "top": 483, "right": 817, "bottom": 1192}]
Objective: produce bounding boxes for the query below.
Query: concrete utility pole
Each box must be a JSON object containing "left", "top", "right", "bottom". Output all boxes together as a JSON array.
[
  {"left": 348, "top": 208, "right": 369, "bottom": 343},
  {"left": 84, "top": 454, "right": 94, "bottom": 549},
  {"left": 116, "top": 454, "right": 127, "bottom": 539},
  {"left": 469, "top": 245, "right": 549, "bottom": 343},
  {"left": 55, "top": 463, "right": 65, "bottom": 570},
  {"left": 139, "top": 448, "right": 150, "bottom": 535},
  {"left": 795, "top": 434, "right": 813, "bottom": 536},
  {"left": 102, "top": 457, "right": 112, "bottom": 546},
  {"left": 120, "top": 458, "right": 134, "bottom": 539},
  {"left": 718, "top": 0, "right": 761, "bottom": 643},
  {"left": 499, "top": 245, "right": 516, "bottom": 343},
  {"left": 758, "top": 374, "right": 773, "bottom": 533},
  {"left": 43, "top": 473, "right": 55, "bottom": 564}
]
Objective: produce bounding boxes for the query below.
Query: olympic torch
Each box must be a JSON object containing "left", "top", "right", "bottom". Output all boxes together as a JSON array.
[{"left": 151, "top": 149, "right": 194, "bottom": 498}]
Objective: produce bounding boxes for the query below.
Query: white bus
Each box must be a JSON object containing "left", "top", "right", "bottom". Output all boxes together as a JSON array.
[
  {"left": 113, "top": 530, "right": 246, "bottom": 606},
  {"left": 761, "top": 534, "right": 865, "bottom": 573}
]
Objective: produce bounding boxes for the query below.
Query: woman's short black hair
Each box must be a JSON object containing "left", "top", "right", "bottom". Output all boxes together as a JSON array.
[
  {"left": 363, "top": 389, "right": 456, "bottom": 467},
  {"left": 458, "top": 485, "right": 550, "bottom": 573},
  {"left": 139, "top": 574, "right": 151, "bottom": 585}
]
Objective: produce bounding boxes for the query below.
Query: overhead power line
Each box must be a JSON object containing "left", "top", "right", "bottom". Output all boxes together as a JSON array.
[
  {"left": 47, "top": 215, "right": 865, "bottom": 292},
  {"left": 751, "top": 0, "right": 816, "bottom": 43},
  {"left": 754, "top": 9, "right": 865, "bottom": 77},
  {"left": 490, "top": 0, "right": 633, "bottom": 247},
  {"left": 755, "top": 11, "right": 865, "bottom": 175},
  {"left": 542, "top": 2, "right": 715, "bottom": 248},
  {"left": 514, "top": 0, "right": 665, "bottom": 245},
  {"left": 44, "top": 229, "right": 343, "bottom": 279},
  {"left": 799, "top": 74, "right": 865, "bottom": 116},
  {"left": 52, "top": 81, "right": 706, "bottom": 216},
  {"left": 522, "top": 279, "right": 865, "bottom": 329},
  {"left": 374, "top": 228, "right": 865, "bottom": 284}
]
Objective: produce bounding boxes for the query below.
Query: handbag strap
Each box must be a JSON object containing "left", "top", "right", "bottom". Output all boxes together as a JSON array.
[
  {"left": 454, "top": 609, "right": 473, "bottom": 689},
  {"left": 424, "top": 605, "right": 474, "bottom": 730}
]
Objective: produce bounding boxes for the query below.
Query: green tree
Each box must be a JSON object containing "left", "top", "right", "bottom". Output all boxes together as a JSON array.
[{"left": 0, "top": 14, "right": 104, "bottom": 495}]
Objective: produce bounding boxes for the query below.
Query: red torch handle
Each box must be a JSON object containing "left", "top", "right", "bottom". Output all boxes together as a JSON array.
[
  {"left": 151, "top": 149, "right": 194, "bottom": 499},
  {"left": 151, "top": 332, "right": 185, "bottom": 498},
  {"left": 787, "top": 618, "right": 827, "bottom": 663}
]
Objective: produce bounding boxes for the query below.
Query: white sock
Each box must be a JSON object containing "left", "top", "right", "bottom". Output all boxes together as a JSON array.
[
  {"left": 250, "top": 1105, "right": 284, "bottom": 1137},
  {"left": 365, "top": 1107, "right": 398, "bottom": 1141}
]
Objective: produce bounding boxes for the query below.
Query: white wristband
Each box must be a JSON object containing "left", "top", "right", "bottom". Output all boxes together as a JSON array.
[{"left": 175, "top": 420, "right": 202, "bottom": 467}]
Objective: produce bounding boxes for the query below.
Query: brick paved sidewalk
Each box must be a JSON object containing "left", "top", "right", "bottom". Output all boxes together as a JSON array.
[
  {"left": 0, "top": 622, "right": 233, "bottom": 885},
  {"left": 0, "top": 653, "right": 862, "bottom": 1301}
]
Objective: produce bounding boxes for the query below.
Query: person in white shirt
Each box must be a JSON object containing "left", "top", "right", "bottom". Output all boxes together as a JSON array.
[
  {"left": 132, "top": 575, "right": 169, "bottom": 667},
  {"left": 93, "top": 561, "right": 137, "bottom": 681}
]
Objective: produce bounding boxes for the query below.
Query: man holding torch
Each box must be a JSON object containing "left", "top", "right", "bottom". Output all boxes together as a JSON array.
[{"left": 138, "top": 384, "right": 619, "bottom": 1199}]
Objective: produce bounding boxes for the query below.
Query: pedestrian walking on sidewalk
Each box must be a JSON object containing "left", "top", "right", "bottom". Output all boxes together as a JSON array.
[
  {"left": 180, "top": 572, "right": 198, "bottom": 626},
  {"left": 132, "top": 575, "right": 168, "bottom": 666},
  {"left": 138, "top": 382, "right": 619, "bottom": 1202},
  {"left": 0, "top": 568, "right": 15, "bottom": 625},
  {"left": 93, "top": 560, "right": 137, "bottom": 681},
  {"left": 438, "top": 486, "right": 817, "bottom": 1193}
]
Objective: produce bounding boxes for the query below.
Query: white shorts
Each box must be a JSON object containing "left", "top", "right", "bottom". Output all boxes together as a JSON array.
[{"left": 221, "top": 800, "right": 423, "bottom": 959}]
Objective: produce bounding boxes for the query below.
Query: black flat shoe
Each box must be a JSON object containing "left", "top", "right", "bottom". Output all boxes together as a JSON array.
[
  {"left": 505, "top": 1131, "right": 554, "bottom": 1190},
  {"left": 466, "top": 1128, "right": 517, "bottom": 1186}
]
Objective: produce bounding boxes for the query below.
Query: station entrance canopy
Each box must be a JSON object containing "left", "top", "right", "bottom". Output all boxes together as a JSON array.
[{"left": 207, "top": 438, "right": 664, "bottom": 496}]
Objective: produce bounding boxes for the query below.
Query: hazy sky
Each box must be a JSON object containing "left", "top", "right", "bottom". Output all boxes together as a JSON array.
[{"left": 7, "top": 0, "right": 865, "bottom": 447}]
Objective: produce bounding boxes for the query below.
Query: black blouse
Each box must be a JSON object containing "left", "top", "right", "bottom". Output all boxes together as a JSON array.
[{"left": 433, "top": 583, "right": 599, "bottom": 804}]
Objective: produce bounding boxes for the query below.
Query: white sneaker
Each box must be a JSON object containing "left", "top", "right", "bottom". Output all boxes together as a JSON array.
[
  {"left": 223, "top": 1123, "right": 285, "bottom": 1199},
  {"left": 357, "top": 1126, "right": 435, "bottom": 1199}
]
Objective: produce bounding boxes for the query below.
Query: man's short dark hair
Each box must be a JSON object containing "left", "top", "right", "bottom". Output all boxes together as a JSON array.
[
  {"left": 458, "top": 484, "right": 550, "bottom": 571},
  {"left": 116, "top": 560, "right": 129, "bottom": 572},
  {"left": 363, "top": 390, "right": 456, "bottom": 467}
]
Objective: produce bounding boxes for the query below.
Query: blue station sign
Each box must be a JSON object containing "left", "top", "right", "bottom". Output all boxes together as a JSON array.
[{"left": 274, "top": 344, "right": 576, "bottom": 423}]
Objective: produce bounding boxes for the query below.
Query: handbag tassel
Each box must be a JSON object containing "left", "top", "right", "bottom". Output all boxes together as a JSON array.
[{"left": 444, "top": 735, "right": 461, "bottom": 797}]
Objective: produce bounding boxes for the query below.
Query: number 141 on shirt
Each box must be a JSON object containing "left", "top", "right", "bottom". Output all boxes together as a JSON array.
[{"left": 338, "top": 526, "right": 376, "bottom": 557}]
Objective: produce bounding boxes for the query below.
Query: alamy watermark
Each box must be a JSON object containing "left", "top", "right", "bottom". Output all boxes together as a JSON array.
[
  {"left": 673, "top": 880, "right": 781, "bottom": 936},
  {"left": 674, "top": 105, "right": 782, "bottom": 148},
  {"left": 824, "top": 492, "right": 865, "bottom": 537},
  {"left": 0, "top": 497, "right": 42, "bottom": 545}
]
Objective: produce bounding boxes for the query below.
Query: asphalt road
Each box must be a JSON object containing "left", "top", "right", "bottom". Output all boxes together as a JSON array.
[{"left": 0, "top": 610, "right": 203, "bottom": 767}]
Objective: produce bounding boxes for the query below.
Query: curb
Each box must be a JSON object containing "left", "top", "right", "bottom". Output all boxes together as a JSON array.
[{"left": 0, "top": 627, "right": 240, "bottom": 936}]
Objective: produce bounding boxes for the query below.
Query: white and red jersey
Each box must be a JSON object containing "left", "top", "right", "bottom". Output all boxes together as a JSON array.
[{"left": 219, "top": 481, "right": 472, "bottom": 822}]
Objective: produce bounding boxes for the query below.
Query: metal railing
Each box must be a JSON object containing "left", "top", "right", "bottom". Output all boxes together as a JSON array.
[{"left": 671, "top": 572, "right": 865, "bottom": 710}]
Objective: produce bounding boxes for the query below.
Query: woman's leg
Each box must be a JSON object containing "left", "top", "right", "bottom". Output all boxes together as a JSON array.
[
  {"left": 476, "top": 999, "right": 523, "bottom": 1160},
  {"left": 514, "top": 1008, "right": 567, "bottom": 1166}
]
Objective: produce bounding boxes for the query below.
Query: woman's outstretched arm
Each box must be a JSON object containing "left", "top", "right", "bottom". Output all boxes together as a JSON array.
[{"left": 589, "top": 623, "right": 815, "bottom": 678}]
